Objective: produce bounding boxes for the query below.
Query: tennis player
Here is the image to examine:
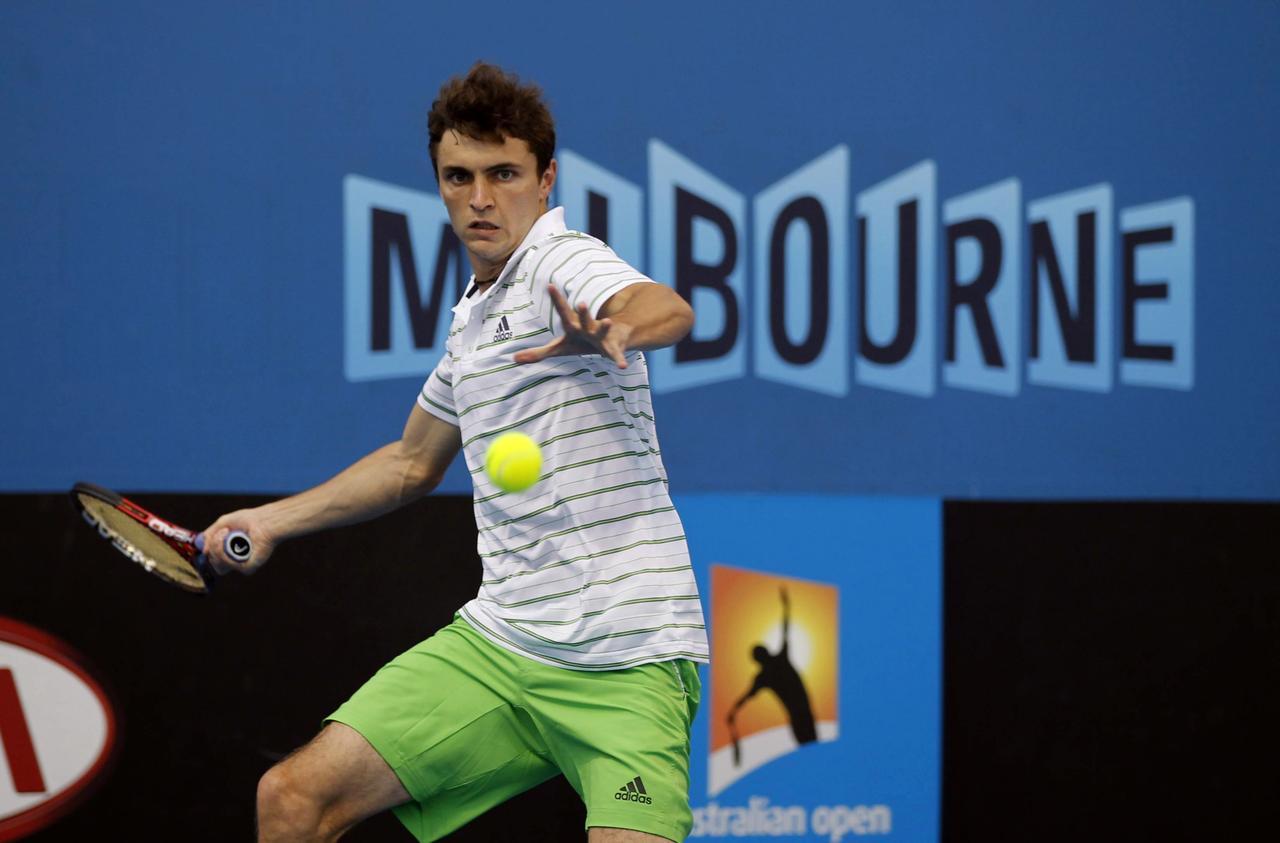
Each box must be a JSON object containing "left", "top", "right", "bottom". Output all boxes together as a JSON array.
[{"left": 204, "top": 62, "right": 709, "bottom": 843}]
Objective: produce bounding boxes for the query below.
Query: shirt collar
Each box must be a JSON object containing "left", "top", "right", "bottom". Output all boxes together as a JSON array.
[{"left": 516, "top": 206, "right": 567, "bottom": 254}]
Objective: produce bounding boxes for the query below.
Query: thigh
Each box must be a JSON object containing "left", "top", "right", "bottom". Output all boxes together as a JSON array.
[
  {"left": 526, "top": 659, "right": 702, "bottom": 843},
  {"left": 327, "top": 617, "right": 560, "bottom": 841}
]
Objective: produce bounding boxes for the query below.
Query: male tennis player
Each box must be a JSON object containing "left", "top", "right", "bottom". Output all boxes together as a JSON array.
[{"left": 204, "top": 62, "right": 708, "bottom": 843}]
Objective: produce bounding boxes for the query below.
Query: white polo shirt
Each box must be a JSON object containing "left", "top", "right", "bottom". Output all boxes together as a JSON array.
[{"left": 417, "top": 207, "right": 709, "bottom": 670}]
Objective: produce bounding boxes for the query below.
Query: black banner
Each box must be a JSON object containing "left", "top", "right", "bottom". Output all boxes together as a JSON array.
[{"left": 0, "top": 494, "right": 581, "bottom": 842}]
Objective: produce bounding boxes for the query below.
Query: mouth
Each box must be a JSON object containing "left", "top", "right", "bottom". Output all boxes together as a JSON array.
[{"left": 469, "top": 221, "right": 499, "bottom": 232}]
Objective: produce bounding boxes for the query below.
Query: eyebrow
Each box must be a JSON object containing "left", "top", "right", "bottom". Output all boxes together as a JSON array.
[{"left": 441, "top": 162, "right": 524, "bottom": 175}]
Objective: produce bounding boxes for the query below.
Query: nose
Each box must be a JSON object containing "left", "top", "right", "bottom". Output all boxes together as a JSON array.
[{"left": 469, "top": 179, "right": 493, "bottom": 211}]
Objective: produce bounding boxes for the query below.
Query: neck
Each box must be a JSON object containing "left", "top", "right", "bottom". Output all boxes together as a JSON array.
[{"left": 469, "top": 253, "right": 510, "bottom": 291}]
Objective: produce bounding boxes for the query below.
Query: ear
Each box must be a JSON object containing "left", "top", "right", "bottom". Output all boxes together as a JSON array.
[{"left": 540, "top": 158, "right": 558, "bottom": 203}]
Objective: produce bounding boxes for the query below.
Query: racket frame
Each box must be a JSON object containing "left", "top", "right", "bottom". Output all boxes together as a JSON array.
[{"left": 70, "top": 482, "right": 215, "bottom": 594}]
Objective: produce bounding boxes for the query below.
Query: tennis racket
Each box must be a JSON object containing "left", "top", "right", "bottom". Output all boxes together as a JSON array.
[{"left": 70, "top": 482, "right": 252, "bottom": 594}]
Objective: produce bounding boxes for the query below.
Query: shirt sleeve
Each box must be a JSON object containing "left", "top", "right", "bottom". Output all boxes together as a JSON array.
[
  {"left": 416, "top": 349, "right": 458, "bottom": 425},
  {"left": 537, "top": 235, "right": 654, "bottom": 322}
]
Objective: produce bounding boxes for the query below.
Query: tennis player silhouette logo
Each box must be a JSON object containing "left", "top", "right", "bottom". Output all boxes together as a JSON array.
[
  {"left": 725, "top": 587, "right": 817, "bottom": 764},
  {"left": 708, "top": 564, "right": 838, "bottom": 796}
]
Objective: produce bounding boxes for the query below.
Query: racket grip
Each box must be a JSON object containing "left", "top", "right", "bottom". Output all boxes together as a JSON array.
[
  {"left": 194, "top": 531, "right": 253, "bottom": 564},
  {"left": 224, "top": 530, "right": 253, "bottom": 563}
]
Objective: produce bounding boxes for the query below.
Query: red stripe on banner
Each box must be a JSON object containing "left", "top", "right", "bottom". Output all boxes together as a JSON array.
[{"left": 0, "top": 667, "right": 47, "bottom": 793}]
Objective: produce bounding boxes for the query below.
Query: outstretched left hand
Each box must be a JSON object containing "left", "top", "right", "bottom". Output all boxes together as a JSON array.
[{"left": 514, "top": 283, "right": 634, "bottom": 368}]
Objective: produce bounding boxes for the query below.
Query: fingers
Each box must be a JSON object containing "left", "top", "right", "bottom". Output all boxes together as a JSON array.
[
  {"left": 549, "top": 283, "right": 604, "bottom": 335},
  {"left": 530, "top": 283, "right": 630, "bottom": 368},
  {"left": 200, "top": 512, "right": 269, "bottom": 576},
  {"left": 561, "top": 292, "right": 614, "bottom": 354},
  {"left": 547, "top": 283, "right": 578, "bottom": 330},
  {"left": 199, "top": 517, "right": 227, "bottom": 574},
  {"left": 592, "top": 320, "right": 627, "bottom": 368},
  {"left": 570, "top": 300, "right": 598, "bottom": 337},
  {"left": 206, "top": 533, "right": 246, "bottom": 577}
]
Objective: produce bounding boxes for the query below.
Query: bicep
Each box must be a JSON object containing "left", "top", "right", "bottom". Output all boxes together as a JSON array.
[
  {"left": 597, "top": 281, "right": 645, "bottom": 319},
  {"left": 399, "top": 404, "right": 462, "bottom": 486},
  {"left": 598, "top": 280, "right": 688, "bottom": 320}
]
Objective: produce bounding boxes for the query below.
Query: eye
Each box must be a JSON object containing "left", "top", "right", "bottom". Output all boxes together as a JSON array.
[
  {"left": 495, "top": 169, "right": 516, "bottom": 182},
  {"left": 446, "top": 172, "right": 469, "bottom": 185}
]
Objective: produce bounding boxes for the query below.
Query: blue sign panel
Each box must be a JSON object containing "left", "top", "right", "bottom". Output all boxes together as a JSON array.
[
  {"left": 1118, "top": 198, "right": 1195, "bottom": 391},
  {"left": 558, "top": 150, "right": 645, "bottom": 274},
  {"left": 1, "top": 1, "right": 1276, "bottom": 498},
  {"left": 677, "top": 495, "right": 941, "bottom": 841},
  {"left": 753, "top": 147, "right": 851, "bottom": 397},
  {"left": 648, "top": 140, "right": 749, "bottom": 393},
  {"left": 343, "top": 175, "right": 465, "bottom": 382},
  {"left": 855, "top": 161, "right": 938, "bottom": 398},
  {"left": 1027, "top": 184, "right": 1115, "bottom": 393},
  {"left": 943, "top": 179, "right": 1022, "bottom": 397}
]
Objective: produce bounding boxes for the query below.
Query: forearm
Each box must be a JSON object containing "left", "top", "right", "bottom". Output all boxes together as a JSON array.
[
  {"left": 255, "top": 440, "right": 438, "bottom": 543},
  {"left": 608, "top": 284, "right": 695, "bottom": 352}
]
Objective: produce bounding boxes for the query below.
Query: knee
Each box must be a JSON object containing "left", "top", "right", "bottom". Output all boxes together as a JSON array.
[{"left": 257, "top": 763, "right": 329, "bottom": 841}]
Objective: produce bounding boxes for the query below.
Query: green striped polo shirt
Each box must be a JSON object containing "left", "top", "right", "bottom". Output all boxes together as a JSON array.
[{"left": 417, "top": 207, "right": 709, "bottom": 670}]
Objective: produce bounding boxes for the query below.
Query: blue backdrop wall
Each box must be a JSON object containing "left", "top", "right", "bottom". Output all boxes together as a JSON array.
[{"left": 2, "top": 1, "right": 1277, "bottom": 499}]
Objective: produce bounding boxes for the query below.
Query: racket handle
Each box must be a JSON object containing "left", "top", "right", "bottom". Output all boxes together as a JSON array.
[
  {"left": 193, "top": 531, "right": 253, "bottom": 564},
  {"left": 224, "top": 530, "right": 253, "bottom": 563}
]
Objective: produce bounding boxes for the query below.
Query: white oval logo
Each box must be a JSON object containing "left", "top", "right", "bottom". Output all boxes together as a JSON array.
[{"left": 0, "top": 618, "right": 117, "bottom": 841}]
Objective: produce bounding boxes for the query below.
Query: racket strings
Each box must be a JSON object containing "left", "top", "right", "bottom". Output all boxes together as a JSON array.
[{"left": 77, "top": 496, "right": 207, "bottom": 592}]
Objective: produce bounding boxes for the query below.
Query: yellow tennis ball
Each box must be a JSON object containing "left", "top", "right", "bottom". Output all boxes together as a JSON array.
[{"left": 485, "top": 432, "right": 543, "bottom": 493}]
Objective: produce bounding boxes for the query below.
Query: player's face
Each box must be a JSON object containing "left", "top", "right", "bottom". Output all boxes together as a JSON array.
[{"left": 436, "top": 132, "right": 556, "bottom": 280}]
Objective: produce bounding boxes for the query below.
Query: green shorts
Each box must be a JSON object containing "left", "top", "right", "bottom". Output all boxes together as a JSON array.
[{"left": 326, "top": 615, "right": 702, "bottom": 842}]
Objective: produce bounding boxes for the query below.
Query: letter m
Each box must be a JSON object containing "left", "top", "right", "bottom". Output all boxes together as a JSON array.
[{"left": 343, "top": 175, "right": 467, "bottom": 381}]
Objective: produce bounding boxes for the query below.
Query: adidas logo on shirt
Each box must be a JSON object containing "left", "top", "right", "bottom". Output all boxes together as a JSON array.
[
  {"left": 493, "top": 315, "right": 513, "bottom": 342},
  {"left": 614, "top": 775, "right": 652, "bottom": 805}
]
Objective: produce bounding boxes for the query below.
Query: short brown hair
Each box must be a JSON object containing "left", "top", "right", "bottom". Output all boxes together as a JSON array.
[{"left": 427, "top": 62, "right": 556, "bottom": 178}]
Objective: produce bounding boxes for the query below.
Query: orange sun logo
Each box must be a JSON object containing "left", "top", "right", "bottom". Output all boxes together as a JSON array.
[{"left": 709, "top": 564, "right": 839, "bottom": 795}]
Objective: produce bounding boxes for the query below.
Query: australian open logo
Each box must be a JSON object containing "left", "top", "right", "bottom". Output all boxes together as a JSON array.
[
  {"left": 709, "top": 564, "right": 839, "bottom": 796},
  {"left": 344, "top": 140, "right": 1193, "bottom": 396}
]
